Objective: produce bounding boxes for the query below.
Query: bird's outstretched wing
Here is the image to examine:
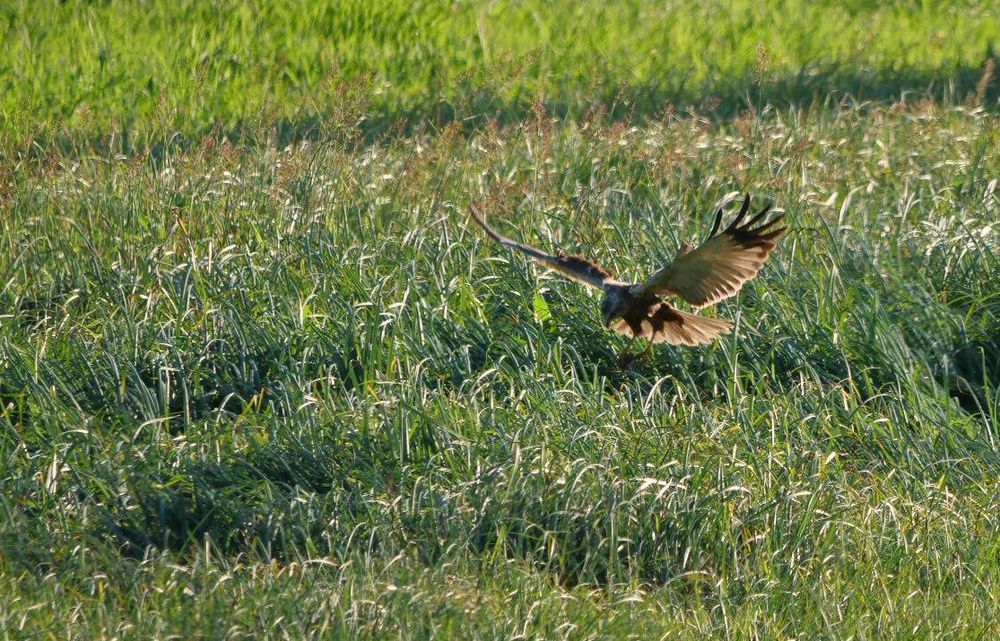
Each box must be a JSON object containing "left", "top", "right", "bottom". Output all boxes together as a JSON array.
[
  {"left": 469, "top": 204, "right": 612, "bottom": 290},
  {"left": 633, "top": 194, "right": 786, "bottom": 308},
  {"left": 609, "top": 302, "right": 732, "bottom": 346}
]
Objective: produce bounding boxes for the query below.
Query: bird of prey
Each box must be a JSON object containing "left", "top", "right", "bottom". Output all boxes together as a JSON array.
[{"left": 469, "top": 195, "right": 785, "bottom": 347}]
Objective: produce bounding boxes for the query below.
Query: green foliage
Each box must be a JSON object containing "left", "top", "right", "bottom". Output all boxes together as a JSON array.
[
  {"left": 2, "top": 1, "right": 1000, "bottom": 639},
  {"left": 3, "top": 0, "right": 1000, "bottom": 147}
]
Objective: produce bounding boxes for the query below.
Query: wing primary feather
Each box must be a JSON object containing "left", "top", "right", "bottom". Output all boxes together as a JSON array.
[
  {"left": 707, "top": 208, "right": 724, "bottom": 239},
  {"left": 468, "top": 204, "right": 611, "bottom": 290},
  {"left": 740, "top": 203, "right": 773, "bottom": 229},
  {"left": 750, "top": 213, "right": 786, "bottom": 234},
  {"left": 469, "top": 203, "right": 505, "bottom": 243},
  {"left": 469, "top": 204, "right": 554, "bottom": 264},
  {"left": 729, "top": 194, "right": 751, "bottom": 227},
  {"left": 633, "top": 193, "right": 787, "bottom": 307}
]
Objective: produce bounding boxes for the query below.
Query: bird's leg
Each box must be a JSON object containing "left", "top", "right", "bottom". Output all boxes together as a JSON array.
[
  {"left": 616, "top": 350, "right": 638, "bottom": 369},
  {"left": 616, "top": 341, "right": 653, "bottom": 370}
]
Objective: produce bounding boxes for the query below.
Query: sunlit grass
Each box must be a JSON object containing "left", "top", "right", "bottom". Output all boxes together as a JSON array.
[
  {"left": 3, "top": 99, "right": 999, "bottom": 638},
  {"left": 3, "top": 0, "right": 1000, "bottom": 147}
]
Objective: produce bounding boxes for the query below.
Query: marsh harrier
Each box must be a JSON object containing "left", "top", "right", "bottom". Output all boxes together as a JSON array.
[{"left": 469, "top": 195, "right": 785, "bottom": 347}]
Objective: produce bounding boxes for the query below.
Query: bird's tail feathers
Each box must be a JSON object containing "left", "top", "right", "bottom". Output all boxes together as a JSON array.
[
  {"left": 611, "top": 303, "right": 732, "bottom": 346},
  {"left": 653, "top": 309, "right": 732, "bottom": 346}
]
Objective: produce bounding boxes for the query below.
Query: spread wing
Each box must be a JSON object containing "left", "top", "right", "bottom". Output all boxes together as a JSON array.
[
  {"left": 610, "top": 302, "right": 732, "bottom": 346},
  {"left": 633, "top": 194, "right": 786, "bottom": 309},
  {"left": 469, "top": 204, "right": 612, "bottom": 290}
]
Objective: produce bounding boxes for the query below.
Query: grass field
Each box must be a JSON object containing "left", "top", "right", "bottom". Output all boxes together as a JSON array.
[{"left": 3, "top": 1, "right": 1000, "bottom": 639}]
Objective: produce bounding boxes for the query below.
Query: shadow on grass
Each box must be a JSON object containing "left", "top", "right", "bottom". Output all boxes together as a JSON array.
[
  {"left": 103, "top": 433, "right": 400, "bottom": 560},
  {"left": 96, "top": 429, "right": 729, "bottom": 589}
]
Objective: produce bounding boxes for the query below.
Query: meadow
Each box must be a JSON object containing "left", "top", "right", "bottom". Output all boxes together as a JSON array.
[{"left": 2, "top": 1, "right": 1000, "bottom": 639}]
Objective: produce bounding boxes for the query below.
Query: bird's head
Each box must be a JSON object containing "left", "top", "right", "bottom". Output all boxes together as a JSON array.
[{"left": 600, "top": 287, "right": 631, "bottom": 328}]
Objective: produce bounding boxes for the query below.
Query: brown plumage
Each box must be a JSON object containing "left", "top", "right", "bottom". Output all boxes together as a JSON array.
[{"left": 469, "top": 194, "right": 786, "bottom": 347}]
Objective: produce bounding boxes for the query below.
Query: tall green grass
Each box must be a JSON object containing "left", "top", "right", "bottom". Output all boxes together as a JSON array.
[
  {"left": 3, "top": 102, "right": 999, "bottom": 638},
  {"left": 3, "top": 0, "right": 999, "bottom": 147},
  {"left": 2, "top": 1, "right": 1000, "bottom": 639}
]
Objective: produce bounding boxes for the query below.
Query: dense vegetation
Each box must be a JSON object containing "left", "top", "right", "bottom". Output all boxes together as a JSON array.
[{"left": 2, "top": 1, "right": 999, "bottom": 638}]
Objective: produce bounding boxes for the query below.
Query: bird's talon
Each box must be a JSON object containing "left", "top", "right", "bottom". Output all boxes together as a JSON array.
[{"left": 617, "top": 351, "right": 639, "bottom": 369}]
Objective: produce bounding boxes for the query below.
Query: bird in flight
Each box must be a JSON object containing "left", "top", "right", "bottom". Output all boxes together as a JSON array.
[{"left": 469, "top": 195, "right": 785, "bottom": 347}]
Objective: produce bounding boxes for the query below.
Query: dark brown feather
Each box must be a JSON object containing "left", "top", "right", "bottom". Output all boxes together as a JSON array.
[
  {"left": 555, "top": 250, "right": 613, "bottom": 283},
  {"left": 469, "top": 204, "right": 612, "bottom": 290},
  {"left": 634, "top": 194, "right": 786, "bottom": 308}
]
